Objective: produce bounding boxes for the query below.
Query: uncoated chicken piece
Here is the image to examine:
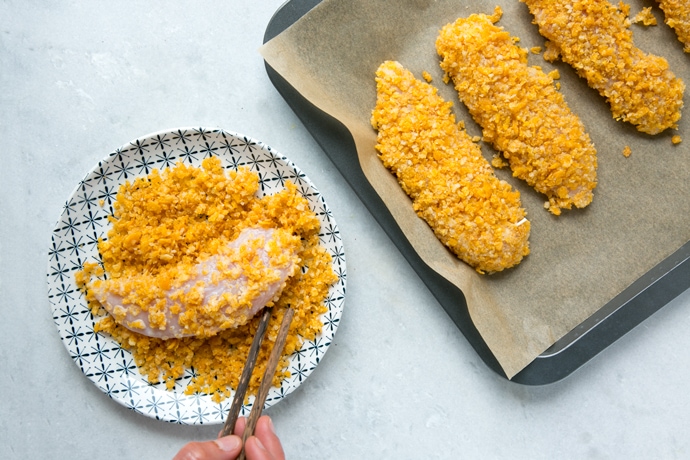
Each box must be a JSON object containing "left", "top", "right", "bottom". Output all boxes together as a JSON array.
[
  {"left": 371, "top": 60, "right": 530, "bottom": 274},
  {"left": 89, "top": 227, "right": 301, "bottom": 339},
  {"left": 520, "top": 0, "right": 685, "bottom": 134},
  {"left": 436, "top": 8, "right": 598, "bottom": 216}
]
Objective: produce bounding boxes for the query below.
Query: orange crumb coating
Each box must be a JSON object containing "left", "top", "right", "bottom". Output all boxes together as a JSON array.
[
  {"left": 371, "top": 60, "right": 530, "bottom": 274},
  {"left": 436, "top": 8, "right": 598, "bottom": 215},
  {"left": 657, "top": 0, "right": 690, "bottom": 52},
  {"left": 632, "top": 7, "right": 658, "bottom": 26},
  {"left": 75, "top": 157, "right": 337, "bottom": 401},
  {"left": 521, "top": 0, "right": 685, "bottom": 134}
]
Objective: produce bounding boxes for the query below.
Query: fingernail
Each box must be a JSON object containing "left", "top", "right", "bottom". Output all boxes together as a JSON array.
[
  {"left": 266, "top": 416, "right": 276, "bottom": 434},
  {"left": 214, "top": 435, "right": 241, "bottom": 452},
  {"left": 253, "top": 436, "right": 267, "bottom": 452}
]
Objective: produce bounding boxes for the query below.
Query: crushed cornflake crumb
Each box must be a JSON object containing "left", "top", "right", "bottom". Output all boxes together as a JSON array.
[
  {"left": 542, "top": 41, "right": 560, "bottom": 62},
  {"left": 75, "top": 157, "right": 337, "bottom": 402},
  {"left": 548, "top": 69, "right": 560, "bottom": 80},
  {"left": 371, "top": 60, "right": 530, "bottom": 273},
  {"left": 491, "top": 154, "right": 509, "bottom": 169},
  {"left": 622, "top": 145, "right": 632, "bottom": 157},
  {"left": 672, "top": 135, "right": 682, "bottom": 144},
  {"left": 619, "top": 1, "right": 631, "bottom": 17},
  {"left": 658, "top": 0, "right": 690, "bottom": 52},
  {"left": 530, "top": 46, "right": 542, "bottom": 54},
  {"left": 422, "top": 70, "right": 433, "bottom": 82},
  {"left": 436, "top": 7, "right": 598, "bottom": 215},
  {"left": 521, "top": 0, "right": 685, "bottom": 135},
  {"left": 632, "top": 7, "right": 658, "bottom": 26}
]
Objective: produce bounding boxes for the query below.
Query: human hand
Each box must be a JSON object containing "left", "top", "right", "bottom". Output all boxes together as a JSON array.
[{"left": 173, "top": 415, "right": 285, "bottom": 460}]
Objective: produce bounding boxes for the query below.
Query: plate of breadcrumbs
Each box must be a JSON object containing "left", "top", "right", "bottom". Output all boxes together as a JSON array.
[{"left": 46, "top": 127, "right": 346, "bottom": 424}]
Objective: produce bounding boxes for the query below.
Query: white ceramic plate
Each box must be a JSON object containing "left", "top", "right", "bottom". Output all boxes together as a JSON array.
[{"left": 46, "top": 127, "right": 346, "bottom": 424}]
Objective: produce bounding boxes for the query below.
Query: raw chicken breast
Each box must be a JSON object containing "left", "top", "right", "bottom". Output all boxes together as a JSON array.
[{"left": 89, "top": 227, "right": 301, "bottom": 339}]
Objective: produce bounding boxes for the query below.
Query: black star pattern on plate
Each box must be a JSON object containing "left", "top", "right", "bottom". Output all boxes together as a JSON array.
[
  {"left": 113, "top": 160, "right": 135, "bottom": 181},
  {"left": 150, "top": 133, "right": 171, "bottom": 152},
  {"left": 171, "top": 129, "right": 192, "bottom": 146},
  {"left": 193, "top": 127, "right": 212, "bottom": 142},
  {"left": 321, "top": 309, "right": 341, "bottom": 334},
  {"left": 155, "top": 150, "right": 177, "bottom": 168},
  {"left": 199, "top": 141, "right": 218, "bottom": 158},
  {"left": 130, "top": 139, "right": 150, "bottom": 158},
  {"left": 177, "top": 145, "right": 199, "bottom": 164},
  {"left": 134, "top": 154, "right": 157, "bottom": 175},
  {"left": 91, "top": 162, "right": 113, "bottom": 185}
]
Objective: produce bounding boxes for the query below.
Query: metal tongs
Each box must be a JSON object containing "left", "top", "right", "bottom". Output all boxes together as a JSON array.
[{"left": 219, "top": 305, "right": 294, "bottom": 459}]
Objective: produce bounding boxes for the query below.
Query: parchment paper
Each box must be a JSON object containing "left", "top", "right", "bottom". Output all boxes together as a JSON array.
[{"left": 260, "top": 0, "right": 690, "bottom": 378}]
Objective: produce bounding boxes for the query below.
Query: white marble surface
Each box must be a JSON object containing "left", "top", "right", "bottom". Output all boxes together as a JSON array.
[{"left": 2, "top": 1, "right": 690, "bottom": 458}]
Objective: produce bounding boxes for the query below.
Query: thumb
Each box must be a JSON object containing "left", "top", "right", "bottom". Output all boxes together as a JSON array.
[{"left": 173, "top": 435, "right": 242, "bottom": 460}]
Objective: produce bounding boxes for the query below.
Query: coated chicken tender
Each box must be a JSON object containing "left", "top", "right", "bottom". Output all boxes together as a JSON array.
[
  {"left": 371, "top": 60, "right": 530, "bottom": 273},
  {"left": 521, "top": 0, "right": 685, "bottom": 134},
  {"left": 436, "top": 8, "right": 598, "bottom": 215},
  {"left": 89, "top": 227, "right": 301, "bottom": 339},
  {"left": 657, "top": 0, "right": 690, "bottom": 52}
]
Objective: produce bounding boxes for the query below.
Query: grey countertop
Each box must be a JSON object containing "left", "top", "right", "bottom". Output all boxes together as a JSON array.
[{"left": 2, "top": 1, "right": 690, "bottom": 458}]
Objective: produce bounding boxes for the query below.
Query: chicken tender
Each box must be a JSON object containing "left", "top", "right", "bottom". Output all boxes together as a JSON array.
[
  {"left": 521, "top": 0, "right": 685, "bottom": 134},
  {"left": 436, "top": 8, "right": 598, "bottom": 215},
  {"left": 657, "top": 0, "right": 690, "bottom": 52},
  {"left": 371, "top": 60, "right": 530, "bottom": 273},
  {"left": 89, "top": 227, "right": 301, "bottom": 339}
]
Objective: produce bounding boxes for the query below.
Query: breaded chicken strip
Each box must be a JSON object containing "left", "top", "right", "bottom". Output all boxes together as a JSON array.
[
  {"left": 89, "top": 227, "right": 301, "bottom": 339},
  {"left": 436, "top": 8, "right": 598, "bottom": 215},
  {"left": 521, "top": 0, "right": 685, "bottom": 134},
  {"left": 657, "top": 0, "right": 690, "bottom": 52},
  {"left": 371, "top": 60, "right": 530, "bottom": 273}
]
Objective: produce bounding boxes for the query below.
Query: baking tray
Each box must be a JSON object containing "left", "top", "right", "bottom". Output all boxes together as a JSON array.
[{"left": 262, "top": 0, "right": 690, "bottom": 384}]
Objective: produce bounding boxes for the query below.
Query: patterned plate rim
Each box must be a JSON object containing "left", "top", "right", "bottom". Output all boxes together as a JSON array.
[{"left": 46, "top": 127, "right": 346, "bottom": 425}]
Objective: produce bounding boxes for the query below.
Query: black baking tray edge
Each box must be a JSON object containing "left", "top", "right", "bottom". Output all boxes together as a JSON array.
[{"left": 262, "top": 0, "right": 690, "bottom": 385}]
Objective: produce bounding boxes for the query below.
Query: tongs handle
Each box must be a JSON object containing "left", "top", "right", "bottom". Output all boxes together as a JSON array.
[
  {"left": 220, "top": 307, "right": 272, "bottom": 438},
  {"left": 220, "top": 306, "right": 295, "bottom": 459}
]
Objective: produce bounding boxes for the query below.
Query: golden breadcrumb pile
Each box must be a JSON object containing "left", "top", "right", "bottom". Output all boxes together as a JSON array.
[
  {"left": 436, "top": 7, "right": 598, "bottom": 215},
  {"left": 658, "top": 0, "right": 690, "bottom": 52},
  {"left": 371, "top": 60, "right": 530, "bottom": 274},
  {"left": 521, "top": 0, "right": 685, "bottom": 134},
  {"left": 75, "top": 157, "right": 337, "bottom": 402}
]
